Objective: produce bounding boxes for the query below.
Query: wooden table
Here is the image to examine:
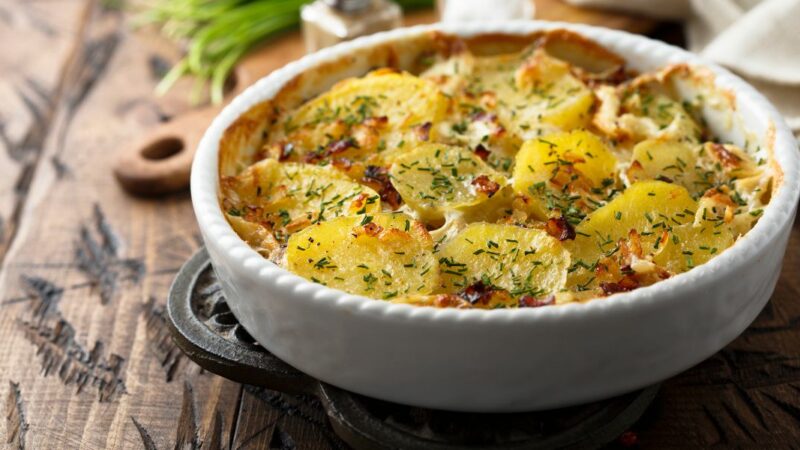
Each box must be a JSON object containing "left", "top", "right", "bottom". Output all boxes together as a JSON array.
[{"left": 0, "top": 1, "right": 797, "bottom": 448}]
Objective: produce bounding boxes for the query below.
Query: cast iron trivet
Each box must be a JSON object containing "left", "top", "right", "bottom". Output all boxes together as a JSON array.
[{"left": 168, "top": 248, "right": 659, "bottom": 449}]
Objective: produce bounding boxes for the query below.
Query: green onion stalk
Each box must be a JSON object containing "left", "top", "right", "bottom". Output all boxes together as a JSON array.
[{"left": 137, "top": 0, "right": 433, "bottom": 104}]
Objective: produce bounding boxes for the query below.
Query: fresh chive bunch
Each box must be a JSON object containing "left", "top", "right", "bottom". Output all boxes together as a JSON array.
[{"left": 138, "top": 0, "right": 433, "bottom": 104}]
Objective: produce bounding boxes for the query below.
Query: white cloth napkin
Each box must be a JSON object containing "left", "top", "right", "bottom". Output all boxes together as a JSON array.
[{"left": 565, "top": 0, "right": 800, "bottom": 133}]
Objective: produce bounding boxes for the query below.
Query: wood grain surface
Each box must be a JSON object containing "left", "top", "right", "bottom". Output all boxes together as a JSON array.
[{"left": 0, "top": 1, "right": 796, "bottom": 449}]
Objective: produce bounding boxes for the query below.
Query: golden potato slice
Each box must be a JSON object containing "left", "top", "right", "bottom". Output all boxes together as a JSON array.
[
  {"left": 438, "top": 223, "right": 570, "bottom": 298},
  {"left": 627, "top": 139, "right": 699, "bottom": 192},
  {"left": 512, "top": 130, "right": 618, "bottom": 220},
  {"left": 390, "top": 143, "right": 507, "bottom": 223},
  {"left": 568, "top": 181, "right": 735, "bottom": 290},
  {"left": 514, "top": 49, "right": 595, "bottom": 133},
  {"left": 653, "top": 221, "right": 735, "bottom": 273},
  {"left": 565, "top": 180, "right": 736, "bottom": 292},
  {"left": 281, "top": 70, "right": 448, "bottom": 162},
  {"left": 571, "top": 181, "right": 696, "bottom": 251},
  {"left": 566, "top": 181, "right": 696, "bottom": 288},
  {"left": 287, "top": 213, "right": 438, "bottom": 299},
  {"left": 224, "top": 159, "right": 381, "bottom": 239}
]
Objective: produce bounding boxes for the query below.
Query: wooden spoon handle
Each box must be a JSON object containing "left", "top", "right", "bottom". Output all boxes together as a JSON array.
[
  {"left": 113, "top": 107, "right": 221, "bottom": 196},
  {"left": 114, "top": 64, "right": 257, "bottom": 196}
]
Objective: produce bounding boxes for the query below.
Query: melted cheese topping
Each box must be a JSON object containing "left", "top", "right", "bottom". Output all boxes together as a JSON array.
[{"left": 220, "top": 37, "right": 772, "bottom": 309}]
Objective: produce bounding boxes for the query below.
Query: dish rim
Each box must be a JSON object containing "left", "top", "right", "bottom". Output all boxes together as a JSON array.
[{"left": 191, "top": 20, "right": 800, "bottom": 323}]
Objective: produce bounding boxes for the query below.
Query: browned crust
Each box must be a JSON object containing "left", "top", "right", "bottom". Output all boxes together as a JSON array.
[
  {"left": 218, "top": 101, "right": 275, "bottom": 177},
  {"left": 460, "top": 31, "right": 545, "bottom": 56},
  {"left": 538, "top": 29, "right": 625, "bottom": 74},
  {"left": 766, "top": 123, "right": 783, "bottom": 193}
]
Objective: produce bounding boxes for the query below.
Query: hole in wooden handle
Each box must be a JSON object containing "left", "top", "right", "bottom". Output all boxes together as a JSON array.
[{"left": 141, "top": 136, "right": 184, "bottom": 160}]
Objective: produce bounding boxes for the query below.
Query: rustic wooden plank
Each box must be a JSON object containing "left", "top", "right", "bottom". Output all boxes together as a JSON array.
[
  {"left": 0, "top": 0, "right": 91, "bottom": 263},
  {"left": 0, "top": 2, "right": 242, "bottom": 449}
]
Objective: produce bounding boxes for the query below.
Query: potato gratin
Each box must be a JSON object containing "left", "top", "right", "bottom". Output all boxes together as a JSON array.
[{"left": 219, "top": 31, "right": 773, "bottom": 309}]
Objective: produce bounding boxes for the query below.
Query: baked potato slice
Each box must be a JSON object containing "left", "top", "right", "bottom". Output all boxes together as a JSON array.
[
  {"left": 390, "top": 143, "right": 507, "bottom": 223},
  {"left": 566, "top": 181, "right": 694, "bottom": 290},
  {"left": 224, "top": 159, "right": 381, "bottom": 238},
  {"left": 627, "top": 139, "right": 699, "bottom": 192},
  {"left": 281, "top": 70, "right": 448, "bottom": 162},
  {"left": 513, "top": 49, "right": 596, "bottom": 133},
  {"left": 438, "top": 222, "right": 570, "bottom": 298},
  {"left": 286, "top": 213, "right": 438, "bottom": 298},
  {"left": 653, "top": 220, "right": 735, "bottom": 273},
  {"left": 566, "top": 180, "right": 734, "bottom": 292},
  {"left": 512, "top": 130, "right": 618, "bottom": 220}
]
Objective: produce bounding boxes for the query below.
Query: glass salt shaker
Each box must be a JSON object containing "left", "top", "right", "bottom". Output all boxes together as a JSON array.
[
  {"left": 301, "top": 0, "right": 403, "bottom": 53},
  {"left": 437, "top": 0, "right": 535, "bottom": 22}
]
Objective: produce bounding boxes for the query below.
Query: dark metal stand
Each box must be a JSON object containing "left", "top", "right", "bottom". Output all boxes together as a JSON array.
[{"left": 168, "top": 248, "right": 658, "bottom": 449}]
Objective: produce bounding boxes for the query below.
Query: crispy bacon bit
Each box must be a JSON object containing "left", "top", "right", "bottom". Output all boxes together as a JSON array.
[
  {"left": 327, "top": 137, "right": 357, "bottom": 155},
  {"left": 519, "top": 294, "right": 555, "bottom": 308},
  {"left": 434, "top": 294, "right": 470, "bottom": 308},
  {"left": 473, "top": 144, "right": 490, "bottom": 161},
  {"left": 362, "top": 222, "right": 384, "bottom": 237},
  {"left": 602, "top": 65, "right": 631, "bottom": 85},
  {"left": 303, "top": 152, "right": 322, "bottom": 164},
  {"left": 363, "top": 165, "right": 386, "bottom": 181},
  {"left": 414, "top": 122, "right": 432, "bottom": 141},
  {"left": 362, "top": 165, "right": 403, "bottom": 209},
  {"left": 331, "top": 157, "right": 353, "bottom": 171},
  {"left": 349, "top": 192, "right": 370, "bottom": 211},
  {"left": 457, "top": 281, "right": 513, "bottom": 307},
  {"left": 600, "top": 275, "right": 639, "bottom": 296},
  {"left": 471, "top": 175, "right": 500, "bottom": 197},
  {"left": 279, "top": 142, "right": 294, "bottom": 161},
  {"left": 620, "top": 229, "right": 643, "bottom": 262},
  {"left": 480, "top": 91, "right": 497, "bottom": 109},
  {"left": 703, "top": 188, "right": 736, "bottom": 207},
  {"left": 285, "top": 216, "right": 312, "bottom": 233},
  {"left": 383, "top": 190, "right": 403, "bottom": 209},
  {"left": 305, "top": 137, "right": 359, "bottom": 163},
  {"left": 545, "top": 216, "right": 576, "bottom": 241},
  {"left": 363, "top": 116, "right": 389, "bottom": 128},
  {"left": 710, "top": 143, "right": 741, "bottom": 168},
  {"left": 458, "top": 281, "right": 493, "bottom": 305},
  {"left": 471, "top": 111, "right": 498, "bottom": 122}
]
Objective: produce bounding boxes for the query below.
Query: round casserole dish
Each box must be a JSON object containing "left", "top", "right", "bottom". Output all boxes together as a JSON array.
[{"left": 191, "top": 21, "right": 800, "bottom": 412}]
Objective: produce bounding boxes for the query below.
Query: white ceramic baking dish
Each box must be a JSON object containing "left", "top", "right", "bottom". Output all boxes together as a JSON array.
[{"left": 191, "top": 21, "right": 799, "bottom": 412}]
